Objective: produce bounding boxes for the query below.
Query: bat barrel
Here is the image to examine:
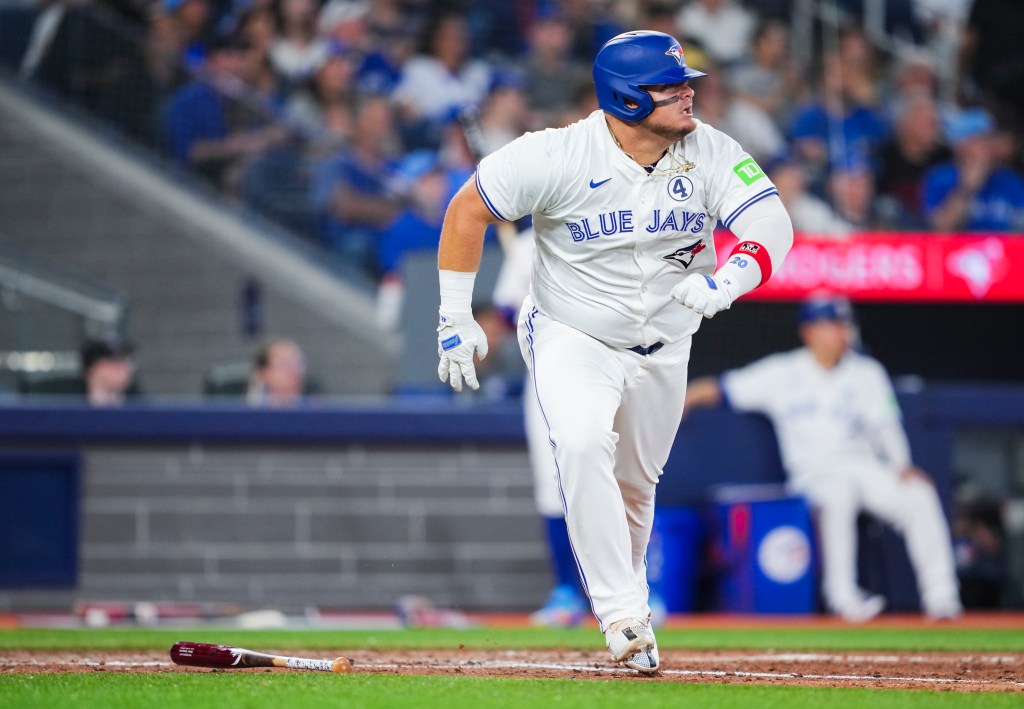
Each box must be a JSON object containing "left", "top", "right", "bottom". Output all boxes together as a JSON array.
[
  {"left": 170, "top": 641, "right": 352, "bottom": 673},
  {"left": 171, "top": 641, "right": 246, "bottom": 668}
]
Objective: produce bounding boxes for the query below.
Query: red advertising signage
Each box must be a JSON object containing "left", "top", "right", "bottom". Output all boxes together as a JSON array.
[{"left": 717, "top": 232, "right": 1024, "bottom": 303}]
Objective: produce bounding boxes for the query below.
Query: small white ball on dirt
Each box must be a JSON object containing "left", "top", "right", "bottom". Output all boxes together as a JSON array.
[
  {"left": 133, "top": 602, "right": 159, "bottom": 626},
  {"left": 84, "top": 608, "right": 110, "bottom": 628},
  {"left": 234, "top": 609, "right": 287, "bottom": 629}
]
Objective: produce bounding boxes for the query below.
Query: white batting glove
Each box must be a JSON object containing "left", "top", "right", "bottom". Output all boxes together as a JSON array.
[
  {"left": 671, "top": 273, "right": 735, "bottom": 319},
  {"left": 437, "top": 309, "right": 489, "bottom": 392}
]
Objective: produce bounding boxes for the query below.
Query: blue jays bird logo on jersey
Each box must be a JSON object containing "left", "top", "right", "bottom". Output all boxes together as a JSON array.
[
  {"left": 662, "top": 239, "right": 707, "bottom": 269},
  {"left": 665, "top": 44, "right": 686, "bottom": 66}
]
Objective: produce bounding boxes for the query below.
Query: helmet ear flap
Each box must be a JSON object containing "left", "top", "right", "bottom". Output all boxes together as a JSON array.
[
  {"left": 625, "top": 87, "right": 654, "bottom": 121},
  {"left": 607, "top": 85, "right": 654, "bottom": 122}
]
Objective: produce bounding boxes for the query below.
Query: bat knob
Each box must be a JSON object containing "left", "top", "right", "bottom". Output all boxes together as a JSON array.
[{"left": 331, "top": 657, "right": 353, "bottom": 674}]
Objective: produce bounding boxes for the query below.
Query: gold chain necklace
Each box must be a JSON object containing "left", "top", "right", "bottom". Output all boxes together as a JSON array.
[{"left": 606, "top": 120, "right": 696, "bottom": 177}]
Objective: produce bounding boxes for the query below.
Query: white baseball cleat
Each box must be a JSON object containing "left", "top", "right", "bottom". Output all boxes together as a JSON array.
[
  {"left": 924, "top": 597, "right": 964, "bottom": 622},
  {"left": 623, "top": 644, "right": 660, "bottom": 673},
  {"left": 836, "top": 594, "right": 886, "bottom": 623},
  {"left": 605, "top": 617, "right": 660, "bottom": 673}
]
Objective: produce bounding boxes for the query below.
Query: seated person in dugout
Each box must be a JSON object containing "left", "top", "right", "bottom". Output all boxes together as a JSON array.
[{"left": 684, "top": 293, "right": 963, "bottom": 622}]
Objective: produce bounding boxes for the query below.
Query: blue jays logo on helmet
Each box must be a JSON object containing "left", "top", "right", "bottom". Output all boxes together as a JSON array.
[
  {"left": 593, "top": 31, "right": 707, "bottom": 122},
  {"left": 665, "top": 44, "right": 685, "bottom": 66}
]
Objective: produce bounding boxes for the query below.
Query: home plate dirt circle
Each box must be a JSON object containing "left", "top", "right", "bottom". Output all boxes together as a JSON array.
[{"left": 1, "top": 649, "right": 1022, "bottom": 692}]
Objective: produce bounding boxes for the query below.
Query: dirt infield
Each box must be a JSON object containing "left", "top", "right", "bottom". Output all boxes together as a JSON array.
[{"left": 2, "top": 648, "right": 1022, "bottom": 692}]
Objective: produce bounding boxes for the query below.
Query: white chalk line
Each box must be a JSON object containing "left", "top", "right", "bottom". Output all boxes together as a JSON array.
[
  {"left": 4, "top": 660, "right": 171, "bottom": 668},
  {"left": 459, "top": 660, "right": 1024, "bottom": 687},
  {"left": 677, "top": 653, "right": 1021, "bottom": 664},
  {"left": 3, "top": 655, "right": 1022, "bottom": 687}
]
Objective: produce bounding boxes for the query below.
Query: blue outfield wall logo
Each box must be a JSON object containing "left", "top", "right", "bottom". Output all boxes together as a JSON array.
[{"left": 757, "top": 525, "right": 811, "bottom": 584}]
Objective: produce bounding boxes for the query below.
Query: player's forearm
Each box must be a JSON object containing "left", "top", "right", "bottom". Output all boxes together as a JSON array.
[
  {"left": 873, "top": 420, "right": 913, "bottom": 471},
  {"left": 331, "top": 186, "right": 401, "bottom": 225},
  {"left": 187, "top": 137, "right": 238, "bottom": 165},
  {"left": 683, "top": 377, "right": 722, "bottom": 411},
  {"left": 438, "top": 180, "right": 494, "bottom": 273},
  {"left": 716, "top": 197, "right": 794, "bottom": 299}
]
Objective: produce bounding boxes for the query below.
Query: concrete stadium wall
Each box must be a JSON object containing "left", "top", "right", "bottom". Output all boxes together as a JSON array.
[
  {"left": 0, "top": 441, "right": 547, "bottom": 612},
  {"left": 77, "top": 443, "right": 541, "bottom": 611}
]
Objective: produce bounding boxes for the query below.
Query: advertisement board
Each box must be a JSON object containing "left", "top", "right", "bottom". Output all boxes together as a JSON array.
[{"left": 716, "top": 232, "right": 1024, "bottom": 303}]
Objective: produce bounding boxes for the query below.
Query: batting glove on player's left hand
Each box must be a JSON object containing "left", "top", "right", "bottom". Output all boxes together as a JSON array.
[
  {"left": 437, "top": 309, "right": 489, "bottom": 392},
  {"left": 671, "top": 273, "right": 735, "bottom": 319}
]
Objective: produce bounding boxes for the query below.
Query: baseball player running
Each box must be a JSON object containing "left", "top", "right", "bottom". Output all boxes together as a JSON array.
[{"left": 435, "top": 31, "right": 794, "bottom": 672}]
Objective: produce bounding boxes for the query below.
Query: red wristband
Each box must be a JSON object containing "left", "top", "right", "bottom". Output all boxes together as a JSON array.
[{"left": 729, "top": 241, "right": 772, "bottom": 287}]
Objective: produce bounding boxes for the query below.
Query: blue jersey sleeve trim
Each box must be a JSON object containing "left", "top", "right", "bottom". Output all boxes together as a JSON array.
[
  {"left": 723, "top": 187, "right": 779, "bottom": 229},
  {"left": 475, "top": 171, "right": 510, "bottom": 222}
]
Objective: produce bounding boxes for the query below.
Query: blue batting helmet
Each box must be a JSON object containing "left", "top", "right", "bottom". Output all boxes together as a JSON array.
[
  {"left": 798, "top": 294, "right": 855, "bottom": 325},
  {"left": 592, "top": 31, "right": 707, "bottom": 122}
]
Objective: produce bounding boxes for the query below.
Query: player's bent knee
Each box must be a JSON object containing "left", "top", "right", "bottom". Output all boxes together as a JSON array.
[
  {"left": 617, "top": 479, "right": 657, "bottom": 502},
  {"left": 901, "top": 477, "right": 938, "bottom": 500},
  {"left": 548, "top": 425, "right": 615, "bottom": 463}
]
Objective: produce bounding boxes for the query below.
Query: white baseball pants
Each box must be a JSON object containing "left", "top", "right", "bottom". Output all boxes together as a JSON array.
[
  {"left": 518, "top": 299, "right": 692, "bottom": 630},
  {"left": 797, "top": 461, "right": 960, "bottom": 614},
  {"left": 523, "top": 374, "right": 565, "bottom": 518}
]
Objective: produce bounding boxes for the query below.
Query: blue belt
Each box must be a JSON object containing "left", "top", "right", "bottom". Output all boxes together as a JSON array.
[{"left": 627, "top": 342, "right": 664, "bottom": 356}]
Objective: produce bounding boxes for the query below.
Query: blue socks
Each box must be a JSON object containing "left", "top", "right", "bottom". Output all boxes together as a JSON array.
[{"left": 546, "top": 516, "right": 584, "bottom": 593}]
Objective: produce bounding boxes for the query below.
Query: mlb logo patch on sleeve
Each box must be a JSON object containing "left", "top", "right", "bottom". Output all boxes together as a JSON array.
[{"left": 733, "top": 158, "right": 765, "bottom": 186}]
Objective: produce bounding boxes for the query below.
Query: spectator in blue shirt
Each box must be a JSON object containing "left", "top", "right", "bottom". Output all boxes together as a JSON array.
[
  {"left": 922, "top": 108, "right": 1024, "bottom": 232},
  {"left": 311, "top": 95, "right": 405, "bottom": 272},
  {"left": 374, "top": 148, "right": 474, "bottom": 329},
  {"left": 164, "top": 33, "right": 288, "bottom": 188},
  {"left": 376, "top": 150, "right": 448, "bottom": 279},
  {"left": 789, "top": 51, "right": 888, "bottom": 185}
]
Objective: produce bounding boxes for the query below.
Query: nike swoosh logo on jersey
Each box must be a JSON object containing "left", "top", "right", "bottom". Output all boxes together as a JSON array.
[{"left": 589, "top": 178, "right": 612, "bottom": 189}]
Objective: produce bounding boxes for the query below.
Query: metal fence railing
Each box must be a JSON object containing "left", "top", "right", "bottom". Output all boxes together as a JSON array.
[{"left": 0, "top": 234, "right": 128, "bottom": 392}]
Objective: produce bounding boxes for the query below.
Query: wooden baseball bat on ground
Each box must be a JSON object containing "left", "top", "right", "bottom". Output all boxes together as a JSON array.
[{"left": 170, "top": 641, "right": 353, "bottom": 673}]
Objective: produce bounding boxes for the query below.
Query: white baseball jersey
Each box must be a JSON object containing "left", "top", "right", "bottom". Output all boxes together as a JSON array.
[
  {"left": 476, "top": 110, "right": 779, "bottom": 348},
  {"left": 721, "top": 348, "right": 911, "bottom": 490}
]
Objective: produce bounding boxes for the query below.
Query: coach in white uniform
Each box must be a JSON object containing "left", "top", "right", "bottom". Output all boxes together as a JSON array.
[
  {"left": 686, "top": 295, "right": 964, "bottom": 623},
  {"left": 435, "top": 31, "right": 793, "bottom": 672}
]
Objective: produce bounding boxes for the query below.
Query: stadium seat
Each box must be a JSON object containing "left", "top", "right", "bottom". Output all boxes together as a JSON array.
[{"left": 202, "top": 362, "right": 251, "bottom": 397}]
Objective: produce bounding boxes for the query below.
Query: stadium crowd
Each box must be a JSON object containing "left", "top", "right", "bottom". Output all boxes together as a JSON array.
[{"left": 17, "top": 0, "right": 1024, "bottom": 303}]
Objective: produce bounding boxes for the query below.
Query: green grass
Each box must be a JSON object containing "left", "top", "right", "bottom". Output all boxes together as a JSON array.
[
  {"left": 1, "top": 674, "right": 1021, "bottom": 709},
  {"left": 1, "top": 625, "right": 1022, "bottom": 652},
  {"left": 3, "top": 626, "right": 1022, "bottom": 708}
]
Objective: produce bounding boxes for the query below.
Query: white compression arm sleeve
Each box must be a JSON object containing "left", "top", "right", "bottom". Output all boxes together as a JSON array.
[{"left": 715, "top": 196, "right": 794, "bottom": 299}]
